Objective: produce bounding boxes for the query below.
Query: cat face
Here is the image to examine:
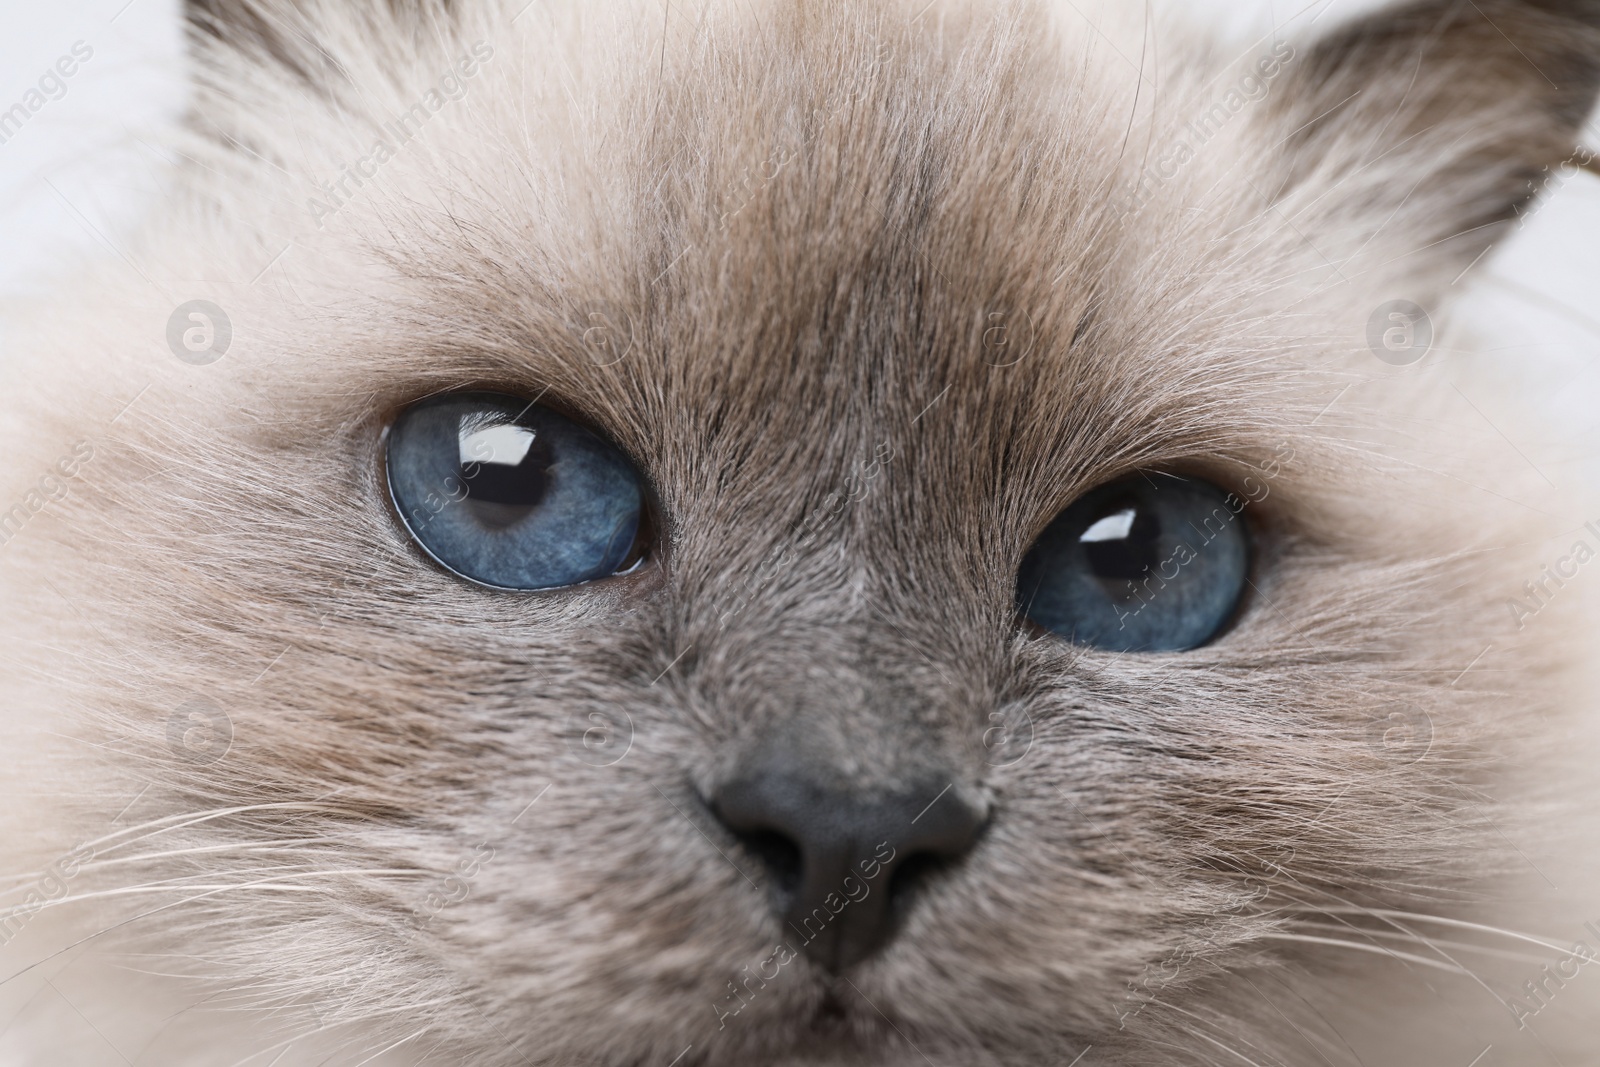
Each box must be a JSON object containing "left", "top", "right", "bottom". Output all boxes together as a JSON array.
[{"left": 3, "top": 0, "right": 1599, "bottom": 1064}]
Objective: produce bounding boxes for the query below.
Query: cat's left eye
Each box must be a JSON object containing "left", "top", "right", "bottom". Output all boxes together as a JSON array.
[
  {"left": 1016, "top": 474, "right": 1251, "bottom": 652},
  {"left": 385, "top": 392, "right": 647, "bottom": 590}
]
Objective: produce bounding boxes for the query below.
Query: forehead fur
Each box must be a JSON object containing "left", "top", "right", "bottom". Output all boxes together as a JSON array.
[{"left": 205, "top": 0, "right": 1316, "bottom": 460}]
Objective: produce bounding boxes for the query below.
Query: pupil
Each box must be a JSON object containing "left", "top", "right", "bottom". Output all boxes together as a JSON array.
[
  {"left": 1080, "top": 496, "right": 1161, "bottom": 589},
  {"left": 458, "top": 418, "right": 552, "bottom": 529}
]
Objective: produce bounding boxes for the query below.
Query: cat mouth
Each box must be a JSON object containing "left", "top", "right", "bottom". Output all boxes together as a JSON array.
[
  {"left": 798, "top": 989, "right": 864, "bottom": 1043},
  {"left": 722, "top": 989, "right": 927, "bottom": 1066}
]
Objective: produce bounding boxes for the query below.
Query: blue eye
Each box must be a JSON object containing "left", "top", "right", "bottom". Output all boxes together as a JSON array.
[
  {"left": 1017, "top": 475, "right": 1250, "bottom": 652},
  {"left": 386, "top": 392, "right": 646, "bottom": 590}
]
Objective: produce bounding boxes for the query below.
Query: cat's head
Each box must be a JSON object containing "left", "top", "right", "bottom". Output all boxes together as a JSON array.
[{"left": 4, "top": 0, "right": 1599, "bottom": 1063}]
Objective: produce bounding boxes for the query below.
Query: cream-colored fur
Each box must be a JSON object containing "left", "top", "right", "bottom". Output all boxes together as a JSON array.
[{"left": 3, "top": 0, "right": 1600, "bottom": 1063}]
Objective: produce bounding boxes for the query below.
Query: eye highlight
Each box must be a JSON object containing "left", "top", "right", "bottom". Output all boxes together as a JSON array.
[
  {"left": 1016, "top": 474, "right": 1250, "bottom": 652},
  {"left": 386, "top": 392, "right": 645, "bottom": 590}
]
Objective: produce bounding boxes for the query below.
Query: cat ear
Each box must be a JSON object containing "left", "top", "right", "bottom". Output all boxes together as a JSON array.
[
  {"left": 1267, "top": 0, "right": 1600, "bottom": 275},
  {"left": 182, "top": 1, "right": 462, "bottom": 88},
  {"left": 185, "top": 0, "right": 457, "bottom": 49},
  {"left": 184, "top": 0, "right": 343, "bottom": 89},
  {"left": 181, "top": 0, "right": 462, "bottom": 146}
]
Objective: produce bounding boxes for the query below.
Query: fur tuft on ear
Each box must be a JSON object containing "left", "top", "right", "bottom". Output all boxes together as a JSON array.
[
  {"left": 186, "top": 0, "right": 458, "bottom": 48},
  {"left": 184, "top": 0, "right": 342, "bottom": 92},
  {"left": 1269, "top": 0, "right": 1600, "bottom": 276},
  {"left": 181, "top": 0, "right": 462, "bottom": 139}
]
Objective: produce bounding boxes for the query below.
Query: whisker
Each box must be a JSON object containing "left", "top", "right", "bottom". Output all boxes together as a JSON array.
[
  {"left": 2, "top": 869, "right": 411, "bottom": 991},
  {"left": 1288, "top": 920, "right": 1548, "bottom": 965},
  {"left": 0, "top": 799, "right": 354, "bottom": 890},
  {"left": 223, "top": 997, "right": 463, "bottom": 1067},
  {"left": 73, "top": 838, "right": 342, "bottom": 873},
  {"left": 350, "top": 1025, "right": 431, "bottom": 1066},
  {"left": 77, "top": 800, "right": 347, "bottom": 859},
  {"left": 1284, "top": 886, "right": 1512, "bottom": 1007},
  {"left": 1256, "top": 933, "right": 1469, "bottom": 974},
  {"left": 0, "top": 841, "right": 341, "bottom": 901},
  {"left": 1139, "top": 997, "right": 1277, "bottom": 1067},
  {"left": 1307, "top": 907, "right": 1570, "bottom": 953},
  {"left": 37, "top": 868, "right": 424, "bottom": 911},
  {"left": 1227, "top": 967, "right": 1362, "bottom": 1067}
]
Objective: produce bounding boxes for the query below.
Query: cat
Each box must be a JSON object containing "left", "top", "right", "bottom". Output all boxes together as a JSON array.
[{"left": 3, "top": 0, "right": 1600, "bottom": 1064}]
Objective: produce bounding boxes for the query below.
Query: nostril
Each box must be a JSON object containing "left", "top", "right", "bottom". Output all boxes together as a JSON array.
[
  {"left": 730, "top": 827, "right": 802, "bottom": 901},
  {"left": 708, "top": 768, "right": 986, "bottom": 972},
  {"left": 886, "top": 849, "right": 945, "bottom": 916}
]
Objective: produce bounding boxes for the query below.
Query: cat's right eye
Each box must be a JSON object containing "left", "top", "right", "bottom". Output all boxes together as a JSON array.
[
  {"left": 1016, "top": 474, "right": 1251, "bottom": 652},
  {"left": 385, "top": 392, "right": 647, "bottom": 590}
]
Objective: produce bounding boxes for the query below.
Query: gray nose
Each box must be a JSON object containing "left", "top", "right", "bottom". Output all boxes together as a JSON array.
[{"left": 711, "top": 769, "right": 986, "bottom": 972}]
